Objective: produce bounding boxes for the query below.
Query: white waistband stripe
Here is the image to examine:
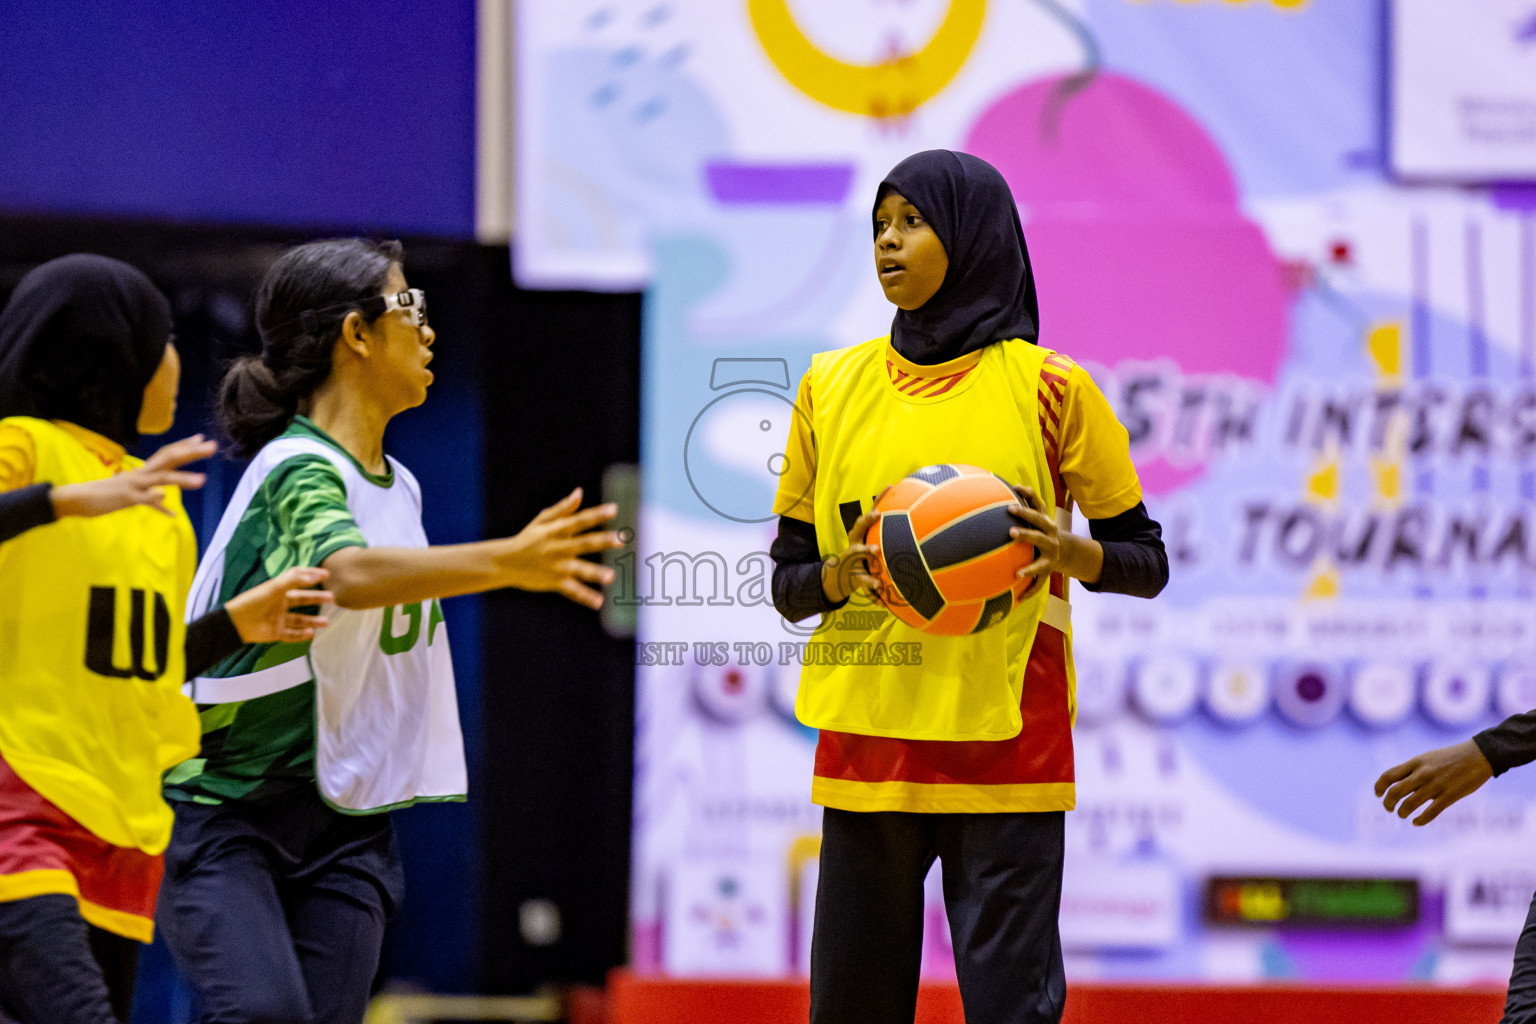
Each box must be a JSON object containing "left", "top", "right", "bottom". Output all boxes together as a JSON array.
[{"left": 183, "top": 656, "right": 313, "bottom": 704}]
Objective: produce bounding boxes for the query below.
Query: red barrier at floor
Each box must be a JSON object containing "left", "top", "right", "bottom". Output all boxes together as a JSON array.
[{"left": 606, "top": 970, "right": 1507, "bottom": 1024}]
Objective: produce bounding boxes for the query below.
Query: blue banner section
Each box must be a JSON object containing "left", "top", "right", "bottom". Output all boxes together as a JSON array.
[{"left": 0, "top": 0, "right": 476, "bottom": 236}]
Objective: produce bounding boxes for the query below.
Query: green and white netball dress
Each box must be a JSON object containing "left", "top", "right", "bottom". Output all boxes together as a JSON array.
[{"left": 165, "top": 416, "right": 466, "bottom": 813}]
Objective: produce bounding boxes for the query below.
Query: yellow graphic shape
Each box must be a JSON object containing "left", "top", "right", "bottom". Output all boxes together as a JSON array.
[
  {"left": 1368, "top": 320, "right": 1403, "bottom": 379},
  {"left": 1368, "top": 320, "right": 1407, "bottom": 511},
  {"left": 1302, "top": 448, "right": 1339, "bottom": 596},
  {"left": 1306, "top": 460, "right": 1339, "bottom": 502},
  {"left": 1371, "top": 458, "right": 1400, "bottom": 503},
  {"left": 1296, "top": 312, "right": 1396, "bottom": 599},
  {"left": 747, "top": 0, "right": 986, "bottom": 118},
  {"left": 1304, "top": 560, "right": 1341, "bottom": 600}
]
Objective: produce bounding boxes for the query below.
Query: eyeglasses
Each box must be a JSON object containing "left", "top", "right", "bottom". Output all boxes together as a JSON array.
[
  {"left": 360, "top": 288, "right": 428, "bottom": 328},
  {"left": 285, "top": 287, "right": 429, "bottom": 337}
]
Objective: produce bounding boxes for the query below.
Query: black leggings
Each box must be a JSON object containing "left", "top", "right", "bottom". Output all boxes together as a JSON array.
[
  {"left": 158, "top": 792, "right": 402, "bottom": 1024},
  {"left": 0, "top": 894, "right": 139, "bottom": 1024},
  {"left": 811, "top": 809, "right": 1066, "bottom": 1024}
]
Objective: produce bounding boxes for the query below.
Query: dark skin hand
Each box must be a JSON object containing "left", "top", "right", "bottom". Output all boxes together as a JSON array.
[
  {"left": 822, "top": 484, "right": 1111, "bottom": 603},
  {"left": 821, "top": 487, "right": 890, "bottom": 605},
  {"left": 1007, "top": 485, "right": 1103, "bottom": 585},
  {"left": 1374, "top": 739, "right": 1494, "bottom": 825}
]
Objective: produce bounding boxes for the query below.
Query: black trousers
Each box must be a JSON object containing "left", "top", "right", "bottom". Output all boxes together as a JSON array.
[
  {"left": 0, "top": 894, "right": 139, "bottom": 1024},
  {"left": 157, "top": 788, "right": 403, "bottom": 1024},
  {"left": 811, "top": 809, "right": 1066, "bottom": 1024}
]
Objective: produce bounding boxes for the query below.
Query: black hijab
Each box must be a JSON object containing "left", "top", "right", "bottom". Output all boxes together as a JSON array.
[
  {"left": 876, "top": 150, "right": 1039, "bottom": 365},
  {"left": 0, "top": 254, "right": 172, "bottom": 447}
]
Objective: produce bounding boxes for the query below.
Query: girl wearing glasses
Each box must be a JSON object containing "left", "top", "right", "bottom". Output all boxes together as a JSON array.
[{"left": 157, "top": 238, "right": 620, "bottom": 1024}]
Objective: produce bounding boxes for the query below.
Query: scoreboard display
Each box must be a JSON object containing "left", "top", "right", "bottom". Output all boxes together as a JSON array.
[{"left": 1205, "top": 877, "right": 1420, "bottom": 930}]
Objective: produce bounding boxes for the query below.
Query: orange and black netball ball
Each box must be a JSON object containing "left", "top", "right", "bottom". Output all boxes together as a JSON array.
[{"left": 870, "top": 464, "right": 1039, "bottom": 635}]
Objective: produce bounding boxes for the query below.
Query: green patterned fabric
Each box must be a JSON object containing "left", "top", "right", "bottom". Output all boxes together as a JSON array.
[{"left": 164, "top": 417, "right": 373, "bottom": 805}]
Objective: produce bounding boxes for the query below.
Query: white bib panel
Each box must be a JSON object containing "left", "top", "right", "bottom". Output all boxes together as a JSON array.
[{"left": 187, "top": 437, "right": 467, "bottom": 812}]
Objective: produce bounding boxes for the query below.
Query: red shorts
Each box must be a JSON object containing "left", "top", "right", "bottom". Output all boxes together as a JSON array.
[{"left": 0, "top": 754, "right": 161, "bottom": 942}]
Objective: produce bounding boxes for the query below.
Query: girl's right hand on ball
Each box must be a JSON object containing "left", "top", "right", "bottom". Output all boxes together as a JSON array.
[
  {"left": 500, "top": 487, "right": 623, "bottom": 609},
  {"left": 822, "top": 492, "right": 888, "bottom": 605}
]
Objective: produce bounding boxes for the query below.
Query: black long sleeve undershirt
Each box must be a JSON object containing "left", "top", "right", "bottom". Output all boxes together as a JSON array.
[
  {"left": 1079, "top": 501, "right": 1170, "bottom": 600},
  {"left": 1474, "top": 713, "right": 1536, "bottom": 777},
  {"left": 0, "top": 484, "right": 55, "bottom": 545},
  {"left": 770, "top": 501, "right": 1169, "bottom": 624},
  {"left": 1, "top": 483, "right": 243, "bottom": 679},
  {"left": 183, "top": 608, "right": 244, "bottom": 680},
  {"left": 769, "top": 516, "right": 843, "bottom": 624}
]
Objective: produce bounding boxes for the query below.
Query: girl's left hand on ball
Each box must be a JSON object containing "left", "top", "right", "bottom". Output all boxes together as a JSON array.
[{"left": 1007, "top": 485, "right": 1061, "bottom": 582}]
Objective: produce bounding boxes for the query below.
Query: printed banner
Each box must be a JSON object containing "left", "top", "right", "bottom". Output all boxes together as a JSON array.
[
  {"left": 1391, "top": 0, "right": 1536, "bottom": 181},
  {"left": 517, "top": 0, "right": 1536, "bottom": 983}
]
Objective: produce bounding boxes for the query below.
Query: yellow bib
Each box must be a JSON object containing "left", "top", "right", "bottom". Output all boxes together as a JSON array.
[
  {"left": 0, "top": 418, "right": 199, "bottom": 854},
  {"left": 795, "top": 339, "right": 1063, "bottom": 741}
]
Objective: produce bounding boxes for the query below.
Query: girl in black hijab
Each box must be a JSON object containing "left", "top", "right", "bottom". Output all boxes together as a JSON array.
[
  {"left": 878, "top": 148, "right": 1039, "bottom": 364},
  {"left": 0, "top": 253, "right": 180, "bottom": 446},
  {"left": 769, "top": 151, "right": 1168, "bottom": 1024},
  {"left": 0, "top": 255, "right": 333, "bottom": 1024},
  {"left": 0, "top": 253, "right": 232, "bottom": 540}
]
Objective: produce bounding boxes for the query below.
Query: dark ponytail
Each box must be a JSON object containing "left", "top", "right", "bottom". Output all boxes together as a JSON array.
[{"left": 219, "top": 238, "right": 403, "bottom": 457}]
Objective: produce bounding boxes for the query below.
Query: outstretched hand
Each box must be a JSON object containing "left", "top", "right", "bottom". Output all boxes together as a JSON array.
[
  {"left": 225, "top": 566, "right": 336, "bottom": 644},
  {"left": 501, "top": 487, "right": 622, "bottom": 609},
  {"left": 1374, "top": 739, "right": 1494, "bottom": 826},
  {"left": 50, "top": 434, "right": 217, "bottom": 519}
]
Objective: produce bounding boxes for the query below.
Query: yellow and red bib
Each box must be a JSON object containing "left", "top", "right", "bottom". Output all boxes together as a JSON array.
[
  {"left": 774, "top": 340, "right": 1142, "bottom": 813},
  {"left": 0, "top": 417, "right": 199, "bottom": 856}
]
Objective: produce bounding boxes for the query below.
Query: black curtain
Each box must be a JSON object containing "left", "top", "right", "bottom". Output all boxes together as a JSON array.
[{"left": 478, "top": 269, "right": 640, "bottom": 991}]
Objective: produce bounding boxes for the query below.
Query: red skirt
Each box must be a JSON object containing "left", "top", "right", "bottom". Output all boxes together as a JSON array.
[{"left": 0, "top": 754, "right": 162, "bottom": 942}]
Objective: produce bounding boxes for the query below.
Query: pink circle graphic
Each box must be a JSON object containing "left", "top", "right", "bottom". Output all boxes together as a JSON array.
[{"left": 965, "top": 72, "right": 1289, "bottom": 494}]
